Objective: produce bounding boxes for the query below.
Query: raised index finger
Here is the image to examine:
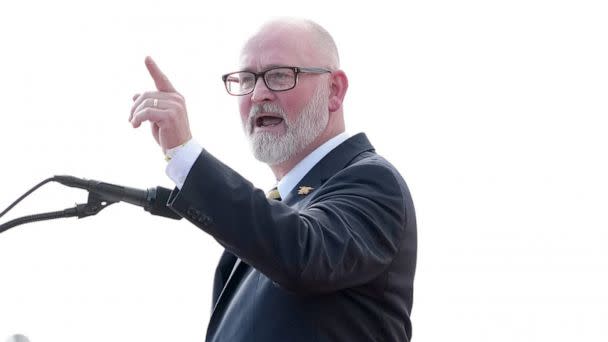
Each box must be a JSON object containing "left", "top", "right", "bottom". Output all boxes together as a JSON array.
[{"left": 145, "top": 56, "right": 177, "bottom": 93}]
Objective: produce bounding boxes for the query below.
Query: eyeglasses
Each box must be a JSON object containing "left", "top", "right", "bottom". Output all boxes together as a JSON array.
[{"left": 222, "top": 66, "right": 331, "bottom": 96}]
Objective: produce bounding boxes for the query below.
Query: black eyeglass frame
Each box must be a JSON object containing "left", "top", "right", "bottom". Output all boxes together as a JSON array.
[{"left": 221, "top": 66, "right": 332, "bottom": 96}]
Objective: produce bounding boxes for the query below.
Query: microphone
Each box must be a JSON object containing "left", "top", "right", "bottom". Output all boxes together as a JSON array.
[{"left": 53, "top": 175, "right": 182, "bottom": 220}]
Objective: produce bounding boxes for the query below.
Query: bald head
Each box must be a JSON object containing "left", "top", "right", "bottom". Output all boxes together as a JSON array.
[{"left": 241, "top": 18, "right": 340, "bottom": 70}]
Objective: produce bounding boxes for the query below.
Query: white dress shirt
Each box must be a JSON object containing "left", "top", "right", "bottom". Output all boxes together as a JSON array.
[
  {"left": 165, "top": 132, "right": 350, "bottom": 196},
  {"left": 276, "top": 132, "right": 349, "bottom": 199}
]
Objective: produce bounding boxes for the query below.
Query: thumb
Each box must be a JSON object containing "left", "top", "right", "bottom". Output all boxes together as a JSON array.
[{"left": 145, "top": 56, "right": 177, "bottom": 93}]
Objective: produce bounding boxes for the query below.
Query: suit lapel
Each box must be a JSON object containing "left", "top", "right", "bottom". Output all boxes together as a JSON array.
[
  {"left": 282, "top": 163, "right": 323, "bottom": 207},
  {"left": 212, "top": 250, "right": 239, "bottom": 308},
  {"left": 215, "top": 257, "right": 246, "bottom": 311},
  {"left": 207, "top": 257, "right": 251, "bottom": 336},
  {"left": 282, "top": 133, "right": 375, "bottom": 206}
]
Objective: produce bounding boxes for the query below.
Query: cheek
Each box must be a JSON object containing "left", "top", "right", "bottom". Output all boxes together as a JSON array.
[
  {"left": 238, "top": 97, "right": 251, "bottom": 123},
  {"left": 280, "top": 93, "right": 309, "bottom": 121},
  {"left": 282, "top": 109, "right": 299, "bottom": 125}
]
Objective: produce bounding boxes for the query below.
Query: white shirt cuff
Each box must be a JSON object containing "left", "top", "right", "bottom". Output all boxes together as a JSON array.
[{"left": 165, "top": 139, "right": 203, "bottom": 189}]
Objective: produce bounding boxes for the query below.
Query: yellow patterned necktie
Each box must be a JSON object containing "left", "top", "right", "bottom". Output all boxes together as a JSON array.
[{"left": 267, "top": 186, "right": 281, "bottom": 201}]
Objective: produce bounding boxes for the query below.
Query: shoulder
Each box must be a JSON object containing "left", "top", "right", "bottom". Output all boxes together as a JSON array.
[
  {"left": 338, "top": 151, "right": 410, "bottom": 200},
  {"left": 314, "top": 150, "right": 414, "bottom": 223}
]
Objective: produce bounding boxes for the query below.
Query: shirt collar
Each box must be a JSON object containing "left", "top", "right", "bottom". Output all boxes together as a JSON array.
[{"left": 277, "top": 132, "right": 350, "bottom": 199}]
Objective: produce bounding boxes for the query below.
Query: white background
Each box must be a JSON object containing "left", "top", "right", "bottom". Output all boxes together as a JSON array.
[{"left": 1, "top": 0, "right": 607, "bottom": 341}]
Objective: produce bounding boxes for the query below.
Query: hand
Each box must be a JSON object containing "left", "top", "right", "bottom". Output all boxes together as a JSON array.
[{"left": 130, "top": 56, "right": 192, "bottom": 153}]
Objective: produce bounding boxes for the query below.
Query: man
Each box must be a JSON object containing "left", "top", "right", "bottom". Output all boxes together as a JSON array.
[{"left": 129, "top": 18, "right": 417, "bottom": 342}]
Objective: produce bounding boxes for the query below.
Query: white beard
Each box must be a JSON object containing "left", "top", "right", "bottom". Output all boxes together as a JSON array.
[{"left": 244, "top": 82, "right": 330, "bottom": 165}]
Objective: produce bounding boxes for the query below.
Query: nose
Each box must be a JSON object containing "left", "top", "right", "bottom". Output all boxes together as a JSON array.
[{"left": 250, "top": 76, "right": 275, "bottom": 103}]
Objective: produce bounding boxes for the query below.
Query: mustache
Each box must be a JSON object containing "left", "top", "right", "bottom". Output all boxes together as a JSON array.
[
  {"left": 246, "top": 103, "right": 288, "bottom": 134},
  {"left": 249, "top": 102, "right": 286, "bottom": 119}
]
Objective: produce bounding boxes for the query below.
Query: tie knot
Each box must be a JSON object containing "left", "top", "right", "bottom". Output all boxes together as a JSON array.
[{"left": 267, "top": 187, "right": 281, "bottom": 201}]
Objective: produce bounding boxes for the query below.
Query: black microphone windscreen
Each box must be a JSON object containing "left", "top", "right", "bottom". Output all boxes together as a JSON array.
[{"left": 149, "top": 187, "right": 182, "bottom": 220}]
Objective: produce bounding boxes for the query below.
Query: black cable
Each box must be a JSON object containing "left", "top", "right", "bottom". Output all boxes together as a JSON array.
[
  {"left": 0, "top": 208, "right": 78, "bottom": 234},
  {"left": 0, "top": 177, "right": 56, "bottom": 219}
]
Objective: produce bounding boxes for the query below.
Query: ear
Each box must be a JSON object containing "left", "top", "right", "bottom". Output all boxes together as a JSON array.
[{"left": 328, "top": 70, "right": 348, "bottom": 113}]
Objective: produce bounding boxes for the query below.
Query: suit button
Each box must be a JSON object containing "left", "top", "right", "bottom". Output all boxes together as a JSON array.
[
  {"left": 199, "top": 214, "right": 213, "bottom": 227},
  {"left": 187, "top": 207, "right": 201, "bottom": 220}
]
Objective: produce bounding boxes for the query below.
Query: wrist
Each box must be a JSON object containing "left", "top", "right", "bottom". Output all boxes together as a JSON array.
[
  {"left": 165, "top": 138, "right": 192, "bottom": 162},
  {"left": 165, "top": 139, "right": 204, "bottom": 189}
]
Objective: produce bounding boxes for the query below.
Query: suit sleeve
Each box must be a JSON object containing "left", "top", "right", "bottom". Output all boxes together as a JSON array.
[{"left": 167, "top": 150, "right": 409, "bottom": 294}]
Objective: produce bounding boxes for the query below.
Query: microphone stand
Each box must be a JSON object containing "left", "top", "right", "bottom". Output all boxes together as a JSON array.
[
  {"left": 0, "top": 191, "right": 116, "bottom": 234},
  {"left": 1, "top": 175, "right": 181, "bottom": 235}
]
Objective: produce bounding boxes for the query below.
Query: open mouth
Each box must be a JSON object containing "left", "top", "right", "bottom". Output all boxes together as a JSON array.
[{"left": 255, "top": 115, "right": 284, "bottom": 128}]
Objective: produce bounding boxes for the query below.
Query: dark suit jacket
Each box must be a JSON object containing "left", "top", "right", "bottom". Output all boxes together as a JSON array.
[{"left": 167, "top": 133, "right": 417, "bottom": 341}]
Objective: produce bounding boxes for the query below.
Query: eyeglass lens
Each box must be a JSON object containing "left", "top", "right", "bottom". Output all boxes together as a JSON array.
[{"left": 225, "top": 68, "right": 296, "bottom": 95}]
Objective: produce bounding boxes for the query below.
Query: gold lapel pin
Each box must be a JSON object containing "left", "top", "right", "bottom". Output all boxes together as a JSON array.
[{"left": 297, "top": 186, "right": 314, "bottom": 195}]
